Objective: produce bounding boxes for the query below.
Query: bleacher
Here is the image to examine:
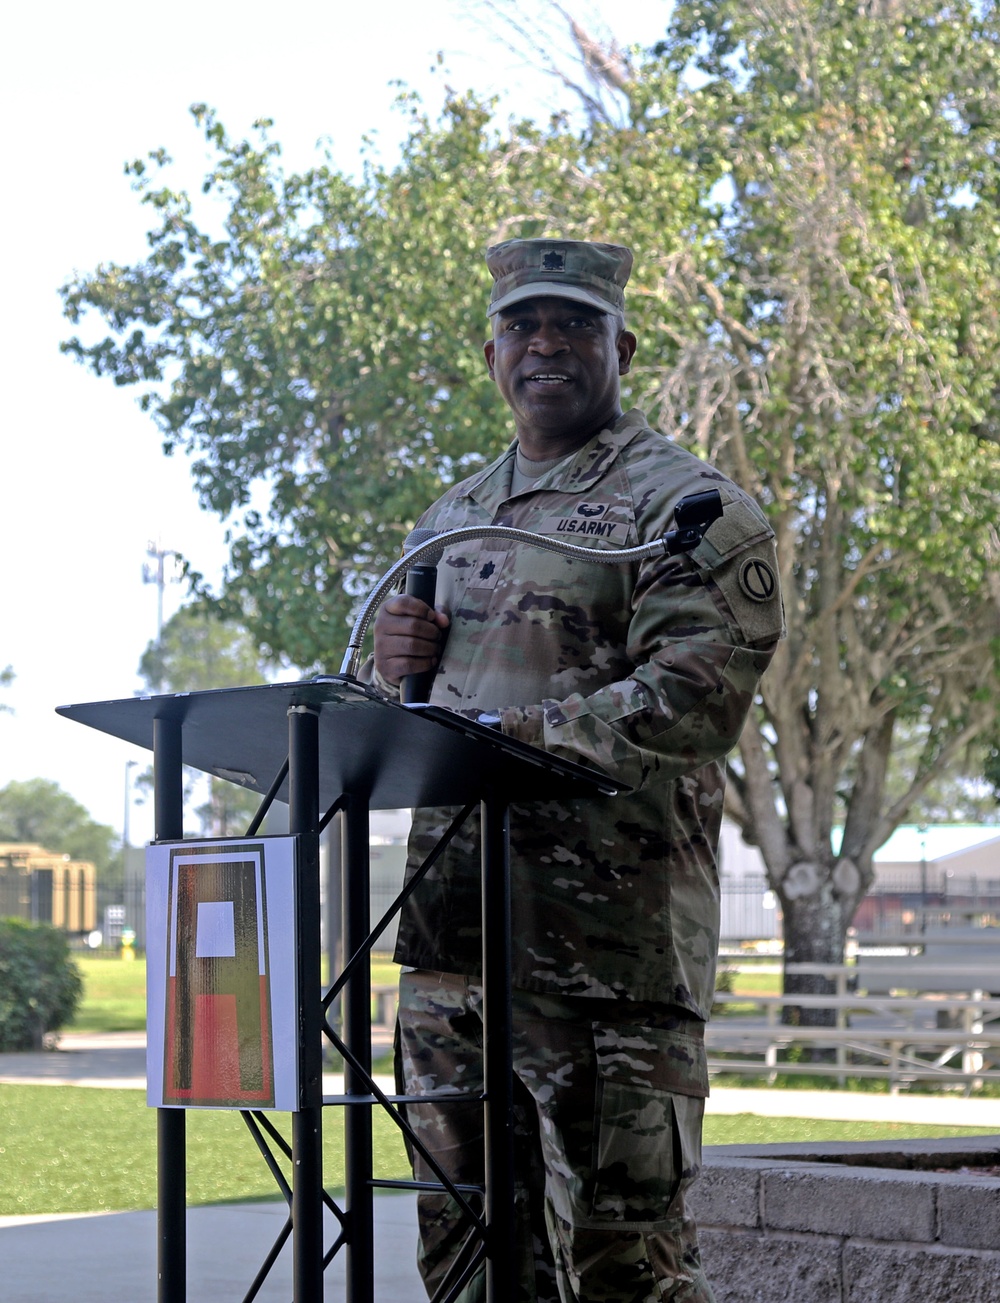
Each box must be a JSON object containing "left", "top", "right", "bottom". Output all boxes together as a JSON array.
[{"left": 707, "top": 930, "right": 1000, "bottom": 1092}]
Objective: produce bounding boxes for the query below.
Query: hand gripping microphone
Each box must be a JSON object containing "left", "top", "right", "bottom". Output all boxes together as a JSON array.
[{"left": 400, "top": 527, "right": 445, "bottom": 705}]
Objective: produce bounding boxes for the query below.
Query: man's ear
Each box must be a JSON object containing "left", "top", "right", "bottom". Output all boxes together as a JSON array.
[
  {"left": 483, "top": 339, "right": 496, "bottom": 380},
  {"left": 617, "top": 330, "right": 638, "bottom": 376}
]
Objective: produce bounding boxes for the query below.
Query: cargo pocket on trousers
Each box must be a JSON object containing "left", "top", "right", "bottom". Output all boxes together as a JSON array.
[{"left": 590, "top": 1023, "right": 708, "bottom": 1223}]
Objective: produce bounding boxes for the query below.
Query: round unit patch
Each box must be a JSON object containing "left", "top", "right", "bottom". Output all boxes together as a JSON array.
[{"left": 738, "top": 557, "right": 777, "bottom": 603}]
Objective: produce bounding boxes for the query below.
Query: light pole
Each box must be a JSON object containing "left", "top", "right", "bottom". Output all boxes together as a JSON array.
[
  {"left": 122, "top": 759, "right": 140, "bottom": 951},
  {"left": 142, "top": 541, "right": 183, "bottom": 638},
  {"left": 123, "top": 759, "right": 138, "bottom": 850}
]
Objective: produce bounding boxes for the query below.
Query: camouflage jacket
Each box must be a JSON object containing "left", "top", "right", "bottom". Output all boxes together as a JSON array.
[{"left": 377, "top": 410, "right": 783, "bottom": 1018}]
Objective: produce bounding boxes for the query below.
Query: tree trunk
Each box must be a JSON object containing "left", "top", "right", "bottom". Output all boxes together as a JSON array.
[{"left": 779, "top": 871, "right": 851, "bottom": 1043}]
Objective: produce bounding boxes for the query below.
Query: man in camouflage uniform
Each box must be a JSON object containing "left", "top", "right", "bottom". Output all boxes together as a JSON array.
[{"left": 372, "top": 238, "right": 784, "bottom": 1302}]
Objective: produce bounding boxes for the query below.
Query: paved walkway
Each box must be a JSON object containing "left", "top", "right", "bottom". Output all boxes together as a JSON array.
[
  {"left": 4, "top": 1031, "right": 1000, "bottom": 1127},
  {"left": 0, "top": 1197, "right": 425, "bottom": 1302},
  {"left": 2, "top": 1032, "right": 998, "bottom": 1301}
]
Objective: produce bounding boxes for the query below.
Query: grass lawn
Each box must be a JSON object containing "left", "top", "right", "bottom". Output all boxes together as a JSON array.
[
  {"left": 62, "top": 955, "right": 783, "bottom": 1039},
  {"left": 67, "top": 954, "right": 403, "bottom": 1035},
  {"left": 0, "top": 1085, "right": 409, "bottom": 1215},
  {"left": 68, "top": 955, "right": 148, "bottom": 1033},
  {"left": 722, "top": 965, "right": 782, "bottom": 998},
  {"left": 1, "top": 1084, "right": 995, "bottom": 1217}
]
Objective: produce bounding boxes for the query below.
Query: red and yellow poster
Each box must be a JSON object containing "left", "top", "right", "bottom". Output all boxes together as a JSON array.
[{"left": 146, "top": 838, "right": 299, "bottom": 1110}]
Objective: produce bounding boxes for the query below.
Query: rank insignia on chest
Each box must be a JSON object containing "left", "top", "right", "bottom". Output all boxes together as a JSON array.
[{"left": 467, "top": 549, "right": 509, "bottom": 590}]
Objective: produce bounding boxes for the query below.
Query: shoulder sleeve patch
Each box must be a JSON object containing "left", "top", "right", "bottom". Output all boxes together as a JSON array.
[
  {"left": 712, "top": 542, "right": 786, "bottom": 644},
  {"left": 738, "top": 556, "right": 778, "bottom": 603}
]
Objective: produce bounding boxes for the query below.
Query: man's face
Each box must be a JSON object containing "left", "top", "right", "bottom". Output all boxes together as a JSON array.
[{"left": 483, "top": 297, "right": 637, "bottom": 458}]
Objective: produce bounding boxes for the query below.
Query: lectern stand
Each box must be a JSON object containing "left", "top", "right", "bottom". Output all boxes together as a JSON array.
[{"left": 58, "top": 676, "right": 618, "bottom": 1302}]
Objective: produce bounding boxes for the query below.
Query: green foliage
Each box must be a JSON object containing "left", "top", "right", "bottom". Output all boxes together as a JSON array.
[
  {"left": 884, "top": 720, "right": 1000, "bottom": 823},
  {"left": 137, "top": 604, "right": 271, "bottom": 834},
  {"left": 59, "top": 2, "right": 1000, "bottom": 968},
  {"left": 0, "top": 779, "right": 119, "bottom": 878},
  {"left": 60, "top": 91, "right": 712, "bottom": 668},
  {"left": 0, "top": 919, "right": 83, "bottom": 1050},
  {"left": 644, "top": 0, "right": 1000, "bottom": 959},
  {"left": 0, "top": 664, "right": 12, "bottom": 715},
  {"left": 711, "top": 963, "right": 737, "bottom": 1014},
  {"left": 986, "top": 736, "right": 1000, "bottom": 802},
  {"left": 139, "top": 603, "right": 268, "bottom": 692}
]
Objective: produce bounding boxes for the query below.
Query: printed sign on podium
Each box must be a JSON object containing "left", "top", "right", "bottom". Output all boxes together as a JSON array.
[{"left": 146, "top": 837, "right": 299, "bottom": 1110}]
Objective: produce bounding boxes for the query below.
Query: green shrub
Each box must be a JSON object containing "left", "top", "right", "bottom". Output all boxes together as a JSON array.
[
  {"left": 0, "top": 918, "right": 83, "bottom": 1050},
  {"left": 711, "top": 964, "right": 736, "bottom": 1015}
]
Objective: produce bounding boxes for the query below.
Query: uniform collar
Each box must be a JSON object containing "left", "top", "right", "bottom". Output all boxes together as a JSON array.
[{"left": 463, "top": 409, "right": 650, "bottom": 512}]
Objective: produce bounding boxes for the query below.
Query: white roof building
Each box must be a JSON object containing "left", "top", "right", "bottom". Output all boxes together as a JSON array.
[{"left": 719, "top": 821, "right": 1000, "bottom": 883}]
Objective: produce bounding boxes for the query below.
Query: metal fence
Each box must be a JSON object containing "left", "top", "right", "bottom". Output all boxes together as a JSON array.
[
  {"left": 720, "top": 871, "right": 1000, "bottom": 943},
  {"left": 720, "top": 875, "right": 782, "bottom": 943},
  {"left": 851, "top": 870, "right": 1000, "bottom": 935}
]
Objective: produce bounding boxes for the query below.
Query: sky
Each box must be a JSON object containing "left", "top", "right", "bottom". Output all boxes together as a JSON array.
[{"left": 0, "top": 0, "right": 674, "bottom": 846}]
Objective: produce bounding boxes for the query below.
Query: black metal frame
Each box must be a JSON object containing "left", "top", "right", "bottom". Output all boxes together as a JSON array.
[
  {"left": 152, "top": 711, "right": 517, "bottom": 1302},
  {"left": 60, "top": 680, "right": 617, "bottom": 1302}
]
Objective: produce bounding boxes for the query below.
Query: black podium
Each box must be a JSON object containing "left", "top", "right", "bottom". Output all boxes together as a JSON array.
[{"left": 58, "top": 676, "right": 618, "bottom": 1302}]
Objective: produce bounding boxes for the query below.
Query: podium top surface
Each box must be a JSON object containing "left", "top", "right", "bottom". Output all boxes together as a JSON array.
[{"left": 56, "top": 676, "right": 621, "bottom": 811}]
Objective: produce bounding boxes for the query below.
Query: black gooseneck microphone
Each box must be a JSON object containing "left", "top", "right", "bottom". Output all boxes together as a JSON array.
[{"left": 400, "top": 528, "right": 444, "bottom": 705}]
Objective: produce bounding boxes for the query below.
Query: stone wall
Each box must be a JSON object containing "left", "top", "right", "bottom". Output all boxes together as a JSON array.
[{"left": 689, "top": 1135, "right": 1000, "bottom": 1302}]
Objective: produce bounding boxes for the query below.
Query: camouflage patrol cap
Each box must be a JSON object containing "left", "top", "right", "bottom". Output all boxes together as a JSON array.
[{"left": 486, "top": 238, "right": 633, "bottom": 317}]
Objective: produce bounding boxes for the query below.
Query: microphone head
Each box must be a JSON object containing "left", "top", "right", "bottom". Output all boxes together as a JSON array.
[{"left": 403, "top": 527, "right": 445, "bottom": 565}]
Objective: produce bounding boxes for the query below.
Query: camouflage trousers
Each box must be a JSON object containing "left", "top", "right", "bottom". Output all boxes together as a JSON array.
[{"left": 395, "top": 970, "right": 716, "bottom": 1303}]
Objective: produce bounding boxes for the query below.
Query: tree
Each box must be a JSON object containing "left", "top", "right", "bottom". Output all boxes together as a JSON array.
[
  {"left": 139, "top": 602, "right": 268, "bottom": 693},
  {"left": 648, "top": 0, "right": 1000, "bottom": 1011},
  {"left": 60, "top": 87, "right": 712, "bottom": 668},
  {"left": 985, "top": 737, "right": 1000, "bottom": 803},
  {"left": 0, "top": 665, "right": 13, "bottom": 715},
  {"left": 138, "top": 604, "right": 270, "bottom": 835},
  {"left": 61, "top": 2, "right": 1000, "bottom": 1010},
  {"left": 884, "top": 722, "right": 1000, "bottom": 824},
  {"left": 0, "top": 779, "right": 119, "bottom": 879}
]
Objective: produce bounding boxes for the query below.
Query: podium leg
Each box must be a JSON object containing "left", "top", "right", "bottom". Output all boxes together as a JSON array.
[
  {"left": 342, "top": 792, "right": 374, "bottom": 1303},
  {"left": 157, "top": 1108, "right": 186, "bottom": 1302},
  {"left": 154, "top": 716, "right": 186, "bottom": 1303},
  {"left": 481, "top": 796, "right": 515, "bottom": 1303},
  {"left": 289, "top": 706, "right": 324, "bottom": 1303}
]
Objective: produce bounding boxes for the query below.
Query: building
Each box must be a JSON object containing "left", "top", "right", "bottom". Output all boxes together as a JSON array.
[
  {"left": 854, "top": 824, "right": 1000, "bottom": 933},
  {"left": 717, "top": 823, "right": 1000, "bottom": 940},
  {"left": 0, "top": 843, "right": 97, "bottom": 936}
]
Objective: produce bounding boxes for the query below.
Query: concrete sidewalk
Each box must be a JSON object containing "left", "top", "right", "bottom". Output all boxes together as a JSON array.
[
  {"left": 707, "top": 1083, "right": 1000, "bottom": 1128},
  {"left": 0, "top": 1197, "right": 425, "bottom": 1302},
  {"left": 4, "top": 1031, "right": 1000, "bottom": 1128}
]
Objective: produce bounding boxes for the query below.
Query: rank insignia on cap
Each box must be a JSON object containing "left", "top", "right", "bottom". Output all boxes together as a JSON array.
[{"left": 485, "top": 238, "right": 632, "bottom": 317}]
